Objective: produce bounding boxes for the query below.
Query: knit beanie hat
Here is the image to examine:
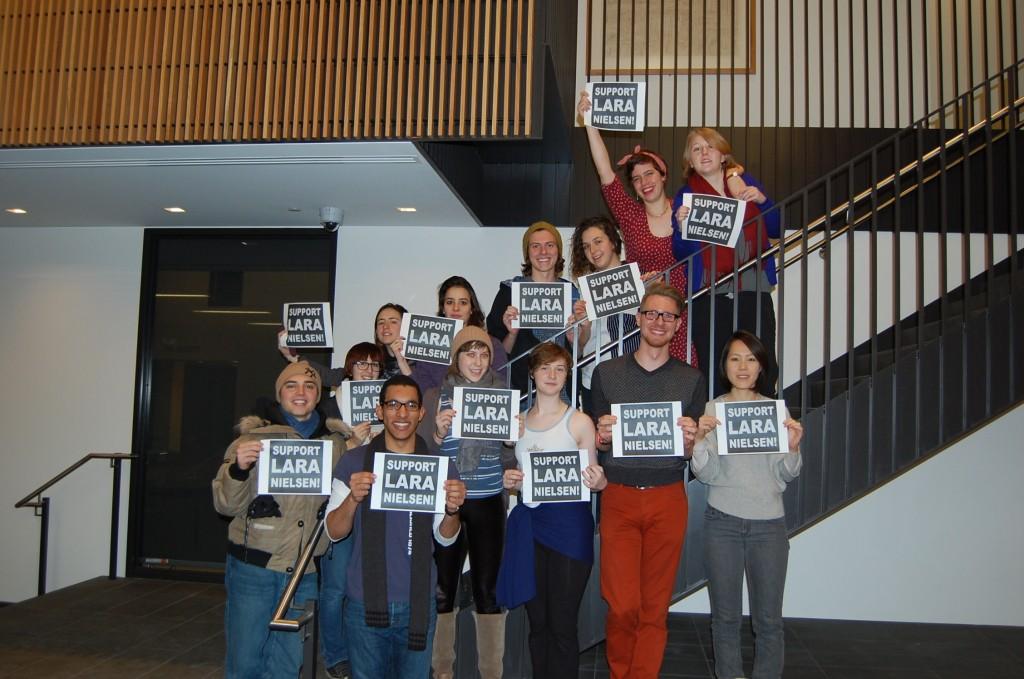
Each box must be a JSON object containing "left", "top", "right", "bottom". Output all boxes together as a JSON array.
[
  {"left": 450, "top": 326, "right": 492, "bottom": 364},
  {"left": 275, "top": 361, "right": 322, "bottom": 400},
  {"left": 521, "top": 221, "right": 563, "bottom": 263}
]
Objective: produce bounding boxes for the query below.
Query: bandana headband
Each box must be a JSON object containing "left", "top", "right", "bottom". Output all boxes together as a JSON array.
[{"left": 615, "top": 145, "right": 667, "bottom": 175}]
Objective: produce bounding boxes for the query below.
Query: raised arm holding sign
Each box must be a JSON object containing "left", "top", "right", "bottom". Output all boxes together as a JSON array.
[
  {"left": 283, "top": 302, "right": 333, "bottom": 348},
  {"left": 583, "top": 81, "right": 647, "bottom": 132}
]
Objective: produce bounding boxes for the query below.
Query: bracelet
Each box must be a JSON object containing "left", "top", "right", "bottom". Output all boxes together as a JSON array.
[
  {"left": 444, "top": 505, "right": 460, "bottom": 516},
  {"left": 726, "top": 169, "right": 742, "bottom": 180}
]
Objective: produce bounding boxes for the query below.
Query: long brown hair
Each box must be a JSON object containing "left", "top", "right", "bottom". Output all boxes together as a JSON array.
[{"left": 570, "top": 216, "right": 623, "bottom": 279}]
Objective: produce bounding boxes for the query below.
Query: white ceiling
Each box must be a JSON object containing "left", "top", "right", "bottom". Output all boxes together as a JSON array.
[{"left": 0, "top": 141, "right": 480, "bottom": 229}]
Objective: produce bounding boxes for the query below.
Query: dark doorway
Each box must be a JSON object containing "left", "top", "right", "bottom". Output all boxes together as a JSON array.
[{"left": 128, "top": 230, "right": 335, "bottom": 577}]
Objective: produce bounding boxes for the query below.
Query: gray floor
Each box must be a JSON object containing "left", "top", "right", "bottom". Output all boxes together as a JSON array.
[{"left": 1, "top": 577, "right": 1021, "bottom": 678}]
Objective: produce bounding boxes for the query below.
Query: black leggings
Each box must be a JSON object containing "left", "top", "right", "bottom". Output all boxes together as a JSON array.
[
  {"left": 525, "top": 541, "right": 592, "bottom": 679},
  {"left": 434, "top": 492, "right": 505, "bottom": 614}
]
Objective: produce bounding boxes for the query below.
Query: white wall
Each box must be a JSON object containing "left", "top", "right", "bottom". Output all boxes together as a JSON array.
[
  {"left": 672, "top": 403, "right": 1024, "bottom": 625},
  {"left": 0, "top": 227, "right": 143, "bottom": 603}
]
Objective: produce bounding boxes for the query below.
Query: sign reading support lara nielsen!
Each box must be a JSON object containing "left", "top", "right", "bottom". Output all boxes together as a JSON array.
[
  {"left": 584, "top": 81, "right": 647, "bottom": 132},
  {"left": 338, "top": 380, "right": 386, "bottom": 425},
  {"left": 511, "top": 281, "right": 572, "bottom": 330},
  {"left": 681, "top": 193, "right": 748, "bottom": 248},
  {"left": 521, "top": 449, "right": 590, "bottom": 504},
  {"left": 452, "top": 387, "right": 520, "bottom": 441},
  {"left": 715, "top": 400, "right": 790, "bottom": 455},
  {"left": 283, "top": 303, "right": 334, "bottom": 348},
  {"left": 578, "top": 262, "right": 646, "bottom": 321},
  {"left": 257, "top": 439, "right": 332, "bottom": 495},
  {"left": 399, "top": 314, "right": 464, "bottom": 365},
  {"left": 611, "top": 401, "right": 684, "bottom": 458},
  {"left": 370, "top": 453, "right": 448, "bottom": 514}
]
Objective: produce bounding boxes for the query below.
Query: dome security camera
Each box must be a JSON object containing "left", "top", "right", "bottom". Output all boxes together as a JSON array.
[{"left": 319, "top": 206, "right": 342, "bottom": 232}]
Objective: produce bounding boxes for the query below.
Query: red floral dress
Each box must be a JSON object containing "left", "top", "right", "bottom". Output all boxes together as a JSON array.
[{"left": 601, "top": 177, "right": 698, "bottom": 367}]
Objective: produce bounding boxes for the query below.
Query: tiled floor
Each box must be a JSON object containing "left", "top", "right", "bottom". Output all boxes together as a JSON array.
[{"left": 1, "top": 577, "right": 1021, "bottom": 678}]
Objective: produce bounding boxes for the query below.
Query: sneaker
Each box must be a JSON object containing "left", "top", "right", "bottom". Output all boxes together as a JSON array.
[{"left": 325, "top": 660, "right": 351, "bottom": 679}]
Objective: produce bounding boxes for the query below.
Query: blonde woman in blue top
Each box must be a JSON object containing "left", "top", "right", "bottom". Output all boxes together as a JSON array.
[{"left": 691, "top": 330, "right": 803, "bottom": 679}]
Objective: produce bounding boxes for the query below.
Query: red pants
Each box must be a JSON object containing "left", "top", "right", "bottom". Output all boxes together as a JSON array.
[{"left": 600, "top": 481, "right": 688, "bottom": 679}]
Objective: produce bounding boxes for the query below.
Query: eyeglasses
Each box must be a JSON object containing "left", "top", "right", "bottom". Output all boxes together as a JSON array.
[
  {"left": 354, "top": 360, "right": 381, "bottom": 370},
  {"left": 382, "top": 399, "right": 421, "bottom": 412},
  {"left": 639, "top": 309, "right": 681, "bottom": 322}
]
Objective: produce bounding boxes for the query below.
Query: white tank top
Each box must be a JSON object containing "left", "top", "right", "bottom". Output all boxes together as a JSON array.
[{"left": 516, "top": 405, "right": 577, "bottom": 459}]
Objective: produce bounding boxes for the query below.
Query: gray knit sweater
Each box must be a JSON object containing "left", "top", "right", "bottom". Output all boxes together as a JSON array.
[
  {"left": 591, "top": 353, "right": 707, "bottom": 487},
  {"left": 691, "top": 395, "right": 802, "bottom": 520}
]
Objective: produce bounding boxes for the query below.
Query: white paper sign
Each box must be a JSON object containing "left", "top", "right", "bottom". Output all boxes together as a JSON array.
[
  {"left": 511, "top": 281, "right": 572, "bottom": 330},
  {"left": 714, "top": 400, "right": 790, "bottom": 454},
  {"left": 681, "top": 193, "right": 748, "bottom": 248},
  {"left": 451, "top": 386, "right": 520, "bottom": 441},
  {"left": 257, "top": 439, "right": 333, "bottom": 495},
  {"left": 611, "top": 401, "right": 684, "bottom": 458},
  {"left": 521, "top": 449, "right": 591, "bottom": 504},
  {"left": 399, "top": 314, "right": 464, "bottom": 365},
  {"left": 338, "top": 380, "right": 385, "bottom": 425},
  {"left": 370, "top": 452, "right": 449, "bottom": 514},
  {"left": 584, "top": 81, "right": 647, "bottom": 132},
  {"left": 283, "top": 302, "right": 334, "bottom": 348},
  {"left": 578, "top": 262, "right": 645, "bottom": 321}
]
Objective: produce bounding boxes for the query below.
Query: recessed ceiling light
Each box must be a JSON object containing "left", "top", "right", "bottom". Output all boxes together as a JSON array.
[
  {"left": 396, "top": 207, "right": 417, "bottom": 213},
  {"left": 163, "top": 206, "right": 187, "bottom": 214},
  {"left": 5, "top": 208, "right": 27, "bottom": 214}
]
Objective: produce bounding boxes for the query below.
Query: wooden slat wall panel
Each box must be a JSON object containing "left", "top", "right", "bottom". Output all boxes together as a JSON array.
[{"left": 0, "top": 0, "right": 537, "bottom": 147}]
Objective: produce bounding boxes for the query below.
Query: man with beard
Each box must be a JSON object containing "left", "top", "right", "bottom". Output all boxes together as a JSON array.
[
  {"left": 324, "top": 375, "right": 466, "bottom": 679},
  {"left": 590, "top": 282, "right": 707, "bottom": 679}
]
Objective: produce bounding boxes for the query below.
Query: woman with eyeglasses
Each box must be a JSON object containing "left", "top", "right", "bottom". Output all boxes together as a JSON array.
[
  {"left": 317, "top": 340, "right": 386, "bottom": 679},
  {"left": 498, "top": 341, "right": 605, "bottom": 679},
  {"left": 418, "top": 325, "right": 516, "bottom": 679},
  {"left": 396, "top": 276, "right": 509, "bottom": 394},
  {"left": 691, "top": 330, "right": 803, "bottom": 679},
  {"left": 671, "top": 127, "right": 781, "bottom": 395}
]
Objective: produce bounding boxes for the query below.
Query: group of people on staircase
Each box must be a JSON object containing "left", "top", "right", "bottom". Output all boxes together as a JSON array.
[{"left": 210, "top": 94, "right": 804, "bottom": 679}]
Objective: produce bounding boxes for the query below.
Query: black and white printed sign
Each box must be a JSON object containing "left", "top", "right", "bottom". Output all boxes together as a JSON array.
[
  {"left": 338, "top": 380, "right": 385, "bottom": 425},
  {"left": 578, "top": 262, "right": 646, "bottom": 321},
  {"left": 257, "top": 439, "right": 332, "bottom": 495},
  {"left": 452, "top": 387, "right": 520, "bottom": 441},
  {"left": 584, "top": 81, "right": 647, "bottom": 132},
  {"left": 681, "top": 193, "right": 748, "bottom": 248},
  {"left": 611, "top": 401, "right": 684, "bottom": 458},
  {"left": 283, "top": 303, "right": 333, "bottom": 348},
  {"left": 370, "top": 453, "right": 448, "bottom": 514},
  {"left": 511, "top": 281, "right": 573, "bottom": 330},
  {"left": 399, "top": 314, "right": 464, "bottom": 365},
  {"left": 521, "top": 449, "right": 590, "bottom": 503},
  {"left": 714, "top": 400, "right": 789, "bottom": 454}
]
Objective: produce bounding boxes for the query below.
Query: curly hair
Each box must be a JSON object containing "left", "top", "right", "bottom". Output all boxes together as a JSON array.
[{"left": 570, "top": 215, "right": 624, "bottom": 279}]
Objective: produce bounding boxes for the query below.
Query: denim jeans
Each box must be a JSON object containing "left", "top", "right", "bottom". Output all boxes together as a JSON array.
[
  {"left": 703, "top": 506, "right": 789, "bottom": 679},
  {"left": 224, "top": 554, "right": 319, "bottom": 679},
  {"left": 344, "top": 598, "right": 436, "bottom": 679},
  {"left": 319, "top": 536, "right": 353, "bottom": 667}
]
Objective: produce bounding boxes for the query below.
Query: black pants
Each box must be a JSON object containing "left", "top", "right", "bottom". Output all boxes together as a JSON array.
[
  {"left": 525, "top": 541, "right": 592, "bottom": 679},
  {"left": 692, "top": 290, "right": 777, "bottom": 397},
  {"left": 434, "top": 492, "right": 505, "bottom": 614}
]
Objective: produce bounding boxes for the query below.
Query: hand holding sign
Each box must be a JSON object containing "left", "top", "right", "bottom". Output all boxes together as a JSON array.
[
  {"left": 443, "top": 479, "right": 467, "bottom": 514},
  {"left": 283, "top": 303, "right": 334, "bottom": 349},
  {"left": 784, "top": 418, "right": 803, "bottom": 452},
  {"left": 371, "top": 453, "right": 450, "bottom": 514},
  {"left": 714, "top": 400, "right": 790, "bottom": 454},
  {"left": 235, "top": 440, "right": 262, "bottom": 471},
  {"left": 578, "top": 262, "right": 646, "bottom": 321},
  {"left": 582, "top": 82, "right": 647, "bottom": 132},
  {"left": 348, "top": 471, "right": 376, "bottom": 504}
]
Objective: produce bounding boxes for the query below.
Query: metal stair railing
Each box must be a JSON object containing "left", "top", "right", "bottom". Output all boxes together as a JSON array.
[{"left": 14, "top": 453, "right": 136, "bottom": 596}]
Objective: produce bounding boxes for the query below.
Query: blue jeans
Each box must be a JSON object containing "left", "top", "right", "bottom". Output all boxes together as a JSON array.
[
  {"left": 344, "top": 599, "right": 436, "bottom": 679},
  {"left": 319, "top": 536, "right": 353, "bottom": 667},
  {"left": 703, "top": 506, "right": 789, "bottom": 679},
  {"left": 224, "top": 554, "right": 319, "bottom": 679}
]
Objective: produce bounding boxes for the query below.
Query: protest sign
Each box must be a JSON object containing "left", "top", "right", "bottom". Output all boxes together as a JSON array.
[
  {"left": 511, "top": 281, "right": 572, "bottom": 330},
  {"left": 257, "top": 439, "right": 332, "bottom": 495},
  {"left": 714, "top": 400, "right": 789, "bottom": 454},
  {"left": 399, "top": 314, "right": 463, "bottom": 365},
  {"left": 370, "top": 453, "right": 448, "bottom": 514},
  {"left": 578, "top": 262, "right": 645, "bottom": 321},
  {"left": 584, "top": 81, "right": 647, "bottom": 132},
  {"left": 338, "top": 379, "right": 385, "bottom": 426},
  {"left": 681, "top": 193, "right": 748, "bottom": 248},
  {"left": 521, "top": 449, "right": 590, "bottom": 503},
  {"left": 452, "top": 387, "right": 520, "bottom": 442},
  {"left": 283, "top": 302, "right": 333, "bottom": 348},
  {"left": 611, "top": 401, "right": 684, "bottom": 458}
]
